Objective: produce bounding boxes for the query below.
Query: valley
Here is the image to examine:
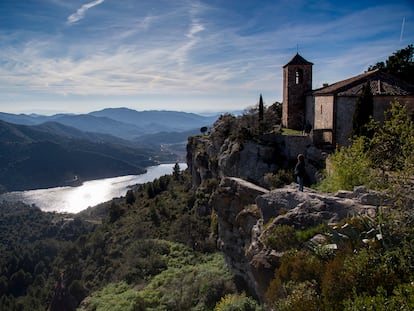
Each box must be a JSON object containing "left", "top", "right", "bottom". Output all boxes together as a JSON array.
[{"left": 0, "top": 108, "right": 217, "bottom": 192}]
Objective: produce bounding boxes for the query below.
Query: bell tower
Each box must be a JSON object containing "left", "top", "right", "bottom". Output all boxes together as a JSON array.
[{"left": 282, "top": 53, "right": 313, "bottom": 130}]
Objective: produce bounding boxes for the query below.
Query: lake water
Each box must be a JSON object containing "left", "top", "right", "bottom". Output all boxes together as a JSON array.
[{"left": 0, "top": 163, "right": 187, "bottom": 214}]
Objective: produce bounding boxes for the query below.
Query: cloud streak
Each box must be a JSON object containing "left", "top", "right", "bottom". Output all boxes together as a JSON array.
[
  {"left": 1, "top": 0, "right": 413, "bottom": 114},
  {"left": 67, "top": 0, "right": 105, "bottom": 25}
]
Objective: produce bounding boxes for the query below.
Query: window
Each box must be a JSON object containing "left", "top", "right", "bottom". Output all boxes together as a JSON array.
[{"left": 295, "top": 68, "right": 303, "bottom": 84}]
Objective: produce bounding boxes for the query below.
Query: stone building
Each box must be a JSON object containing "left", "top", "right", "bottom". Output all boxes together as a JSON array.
[
  {"left": 282, "top": 53, "right": 414, "bottom": 146},
  {"left": 282, "top": 53, "right": 313, "bottom": 130}
]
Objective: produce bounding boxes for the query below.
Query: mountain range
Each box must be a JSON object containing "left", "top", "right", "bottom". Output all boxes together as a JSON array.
[
  {"left": 0, "top": 108, "right": 218, "bottom": 140},
  {"left": 0, "top": 108, "right": 219, "bottom": 192}
]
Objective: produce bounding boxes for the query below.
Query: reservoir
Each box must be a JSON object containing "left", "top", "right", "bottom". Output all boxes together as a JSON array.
[{"left": 0, "top": 163, "right": 187, "bottom": 214}]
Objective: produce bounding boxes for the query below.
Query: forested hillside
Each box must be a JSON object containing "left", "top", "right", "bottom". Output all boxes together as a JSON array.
[
  {"left": 0, "top": 168, "right": 254, "bottom": 311},
  {"left": 0, "top": 120, "right": 176, "bottom": 192}
]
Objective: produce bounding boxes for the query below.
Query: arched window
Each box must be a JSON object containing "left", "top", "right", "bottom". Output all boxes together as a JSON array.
[{"left": 295, "top": 68, "right": 303, "bottom": 84}]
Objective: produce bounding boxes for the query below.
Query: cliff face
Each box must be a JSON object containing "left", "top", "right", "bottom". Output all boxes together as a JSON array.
[
  {"left": 186, "top": 116, "right": 386, "bottom": 302},
  {"left": 209, "top": 178, "right": 382, "bottom": 302},
  {"left": 186, "top": 115, "right": 325, "bottom": 189}
]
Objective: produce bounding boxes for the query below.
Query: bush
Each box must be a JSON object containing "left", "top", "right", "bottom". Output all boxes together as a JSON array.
[
  {"left": 317, "top": 137, "right": 372, "bottom": 192},
  {"left": 214, "top": 292, "right": 263, "bottom": 311},
  {"left": 264, "top": 169, "right": 294, "bottom": 189},
  {"left": 266, "top": 250, "right": 324, "bottom": 306},
  {"left": 139, "top": 253, "right": 236, "bottom": 310},
  {"left": 343, "top": 283, "right": 414, "bottom": 311},
  {"left": 270, "top": 281, "right": 320, "bottom": 311},
  {"left": 263, "top": 225, "right": 298, "bottom": 251},
  {"left": 80, "top": 282, "right": 142, "bottom": 311},
  {"left": 295, "top": 223, "right": 329, "bottom": 242}
]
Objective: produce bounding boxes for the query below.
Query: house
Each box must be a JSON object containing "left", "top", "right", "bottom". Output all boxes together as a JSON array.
[{"left": 282, "top": 53, "right": 414, "bottom": 146}]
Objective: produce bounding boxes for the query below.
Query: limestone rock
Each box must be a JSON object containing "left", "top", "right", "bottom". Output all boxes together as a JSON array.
[
  {"left": 210, "top": 177, "right": 268, "bottom": 299},
  {"left": 210, "top": 178, "right": 388, "bottom": 302}
]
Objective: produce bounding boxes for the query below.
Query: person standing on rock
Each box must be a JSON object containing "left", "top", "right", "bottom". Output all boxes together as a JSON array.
[{"left": 294, "top": 154, "right": 305, "bottom": 191}]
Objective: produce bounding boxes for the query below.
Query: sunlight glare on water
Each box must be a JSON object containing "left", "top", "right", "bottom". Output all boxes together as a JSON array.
[{"left": 0, "top": 163, "right": 186, "bottom": 214}]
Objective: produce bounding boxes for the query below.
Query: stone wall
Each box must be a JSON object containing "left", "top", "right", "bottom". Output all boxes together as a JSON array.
[
  {"left": 335, "top": 96, "right": 355, "bottom": 146},
  {"left": 336, "top": 95, "right": 414, "bottom": 146},
  {"left": 314, "top": 95, "right": 334, "bottom": 130}
]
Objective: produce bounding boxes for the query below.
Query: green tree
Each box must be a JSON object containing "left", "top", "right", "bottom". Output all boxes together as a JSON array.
[
  {"left": 109, "top": 202, "right": 124, "bottom": 223},
  {"left": 258, "top": 94, "right": 264, "bottom": 122},
  {"left": 173, "top": 162, "right": 181, "bottom": 180},
  {"left": 125, "top": 189, "right": 136, "bottom": 205},
  {"left": 368, "top": 44, "right": 414, "bottom": 84},
  {"left": 351, "top": 82, "right": 373, "bottom": 137},
  {"left": 258, "top": 94, "right": 264, "bottom": 134},
  {"left": 369, "top": 101, "right": 414, "bottom": 173},
  {"left": 317, "top": 137, "right": 372, "bottom": 192}
]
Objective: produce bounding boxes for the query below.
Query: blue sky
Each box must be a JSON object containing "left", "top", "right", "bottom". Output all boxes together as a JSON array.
[{"left": 0, "top": 0, "right": 413, "bottom": 115}]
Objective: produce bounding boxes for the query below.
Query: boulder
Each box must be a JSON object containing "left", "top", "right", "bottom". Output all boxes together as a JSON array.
[{"left": 211, "top": 179, "right": 387, "bottom": 302}]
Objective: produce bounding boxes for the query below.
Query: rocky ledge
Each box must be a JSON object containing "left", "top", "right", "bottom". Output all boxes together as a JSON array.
[{"left": 210, "top": 177, "right": 388, "bottom": 301}]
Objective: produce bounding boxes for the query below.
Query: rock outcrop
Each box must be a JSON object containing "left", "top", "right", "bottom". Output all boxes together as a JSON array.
[
  {"left": 210, "top": 178, "right": 386, "bottom": 302},
  {"left": 187, "top": 116, "right": 326, "bottom": 190},
  {"left": 186, "top": 114, "right": 388, "bottom": 302},
  {"left": 209, "top": 177, "right": 269, "bottom": 299}
]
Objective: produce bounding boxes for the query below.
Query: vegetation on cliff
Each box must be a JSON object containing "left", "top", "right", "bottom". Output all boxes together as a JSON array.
[
  {"left": 262, "top": 101, "right": 414, "bottom": 310},
  {"left": 0, "top": 170, "right": 242, "bottom": 311}
]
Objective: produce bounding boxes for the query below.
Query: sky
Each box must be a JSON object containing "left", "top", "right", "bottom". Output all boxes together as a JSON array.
[{"left": 0, "top": 0, "right": 413, "bottom": 115}]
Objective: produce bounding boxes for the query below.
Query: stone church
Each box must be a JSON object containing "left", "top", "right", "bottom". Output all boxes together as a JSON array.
[{"left": 282, "top": 53, "right": 414, "bottom": 146}]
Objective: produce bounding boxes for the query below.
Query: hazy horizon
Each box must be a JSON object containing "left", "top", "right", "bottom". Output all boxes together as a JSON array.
[{"left": 0, "top": 106, "right": 242, "bottom": 117}]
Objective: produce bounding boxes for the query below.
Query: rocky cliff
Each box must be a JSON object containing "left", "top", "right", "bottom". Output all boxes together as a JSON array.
[
  {"left": 209, "top": 178, "right": 385, "bottom": 302},
  {"left": 186, "top": 115, "right": 388, "bottom": 302},
  {"left": 186, "top": 114, "right": 326, "bottom": 190}
]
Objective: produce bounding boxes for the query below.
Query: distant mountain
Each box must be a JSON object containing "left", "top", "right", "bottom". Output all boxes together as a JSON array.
[
  {"left": 50, "top": 114, "right": 145, "bottom": 140},
  {"left": 0, "top": 120, "right": 175, "bottom": 192},
  {"left": 0, "top": 112, "right": 47, "bottom": 125},
  {"left": 89, "top": 108, "right": 218, "bottom": 132},
  {"left": 0, "top": 108, "right": 219, "bottom": 140},
  {"left": 133, "top": 128, "right": 200, "bottom": 145}
]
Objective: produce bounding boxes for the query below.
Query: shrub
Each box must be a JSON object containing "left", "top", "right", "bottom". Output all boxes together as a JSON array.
[
  {"left": 214, "top": 292, "right": 263, "bottom": 311},
  {"left": 266, "top": 250, "right": 324, "bottom": 305},
  {"left": 317, "top": 137, "right": 372, "bottom": 192},
  {"left": 263, "top": 225, "right": 298, "bottom": 251},
  {"left": 270, "top": 281, "right": 320, "bottom": 311},
  {"left": 343, "top": 283, "right": 414, "bottom": 311},
  {"left": 80, "top": 282, "right": 142, "bottom": 311},
  {"left": 139, "top": 253, "right": 236, "bottom": 310},
  {"left": 264, "top": 169, "right": 294, "bottom": 189},
  {"left": 295, "top": 223, "right": 329, "bottom": 242}
]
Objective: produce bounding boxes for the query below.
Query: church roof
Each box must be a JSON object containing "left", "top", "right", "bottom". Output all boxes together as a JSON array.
[
  {"left": 283, "top": 53, "right": 313, "bottom": 68},
  {"left": 312, "top": 69, "right": 414, "bottom": 97}
]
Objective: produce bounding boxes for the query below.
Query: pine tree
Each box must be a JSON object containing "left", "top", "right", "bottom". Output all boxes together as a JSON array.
[
  {"left": 258, "top": 94, "right": 264, "bottom": 122},
  {"left": 351, "top": 83, "right": 373, "bottom": 137},
  {"left": 173, "top": 162, "right": 181, "bottom": 180}
]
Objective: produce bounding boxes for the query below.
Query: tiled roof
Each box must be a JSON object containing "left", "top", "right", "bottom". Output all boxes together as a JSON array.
[
  {"left": 312, "top": 69, "right": 414, "bottom": 96},
  {"left": 283, "top": 53, "right": 313, "bottom": 68}
]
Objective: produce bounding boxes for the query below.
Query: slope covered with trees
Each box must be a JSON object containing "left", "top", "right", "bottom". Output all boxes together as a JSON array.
[
  {"left": 0, "top": 120, "right": 175, "bottom": 192},
  {"left": 0, "top": 168, "right": 259, "bottom": 310}
]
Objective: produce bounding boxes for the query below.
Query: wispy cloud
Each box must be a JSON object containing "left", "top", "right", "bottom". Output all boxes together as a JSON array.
[
  {"left": 67, "top": 0, "right": 105, "bottom": 25},
  {"left": 1, "top": 0, "right": 413, "bottom": 114}
]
